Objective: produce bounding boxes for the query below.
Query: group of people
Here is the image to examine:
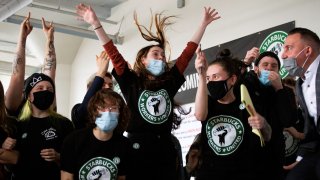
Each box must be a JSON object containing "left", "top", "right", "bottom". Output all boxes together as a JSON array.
[{"left": 0, "top": 3, "right": 319, "bottom": 180}]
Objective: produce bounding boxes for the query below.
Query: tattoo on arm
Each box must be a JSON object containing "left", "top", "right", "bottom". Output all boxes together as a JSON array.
[
  {"left": 43, "top": 41, "right": 56, "bottom": 72},
  {"left": 12, "top": 56, "right": 23, "bottom": 74}
]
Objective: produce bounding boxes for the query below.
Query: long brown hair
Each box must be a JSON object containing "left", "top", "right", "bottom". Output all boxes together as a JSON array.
[
  {"left": 87, "top": 89, "right": 130, "bottom": 134},
  {"left": 133, "top": 11, "right": 174, "bottom": 77}
]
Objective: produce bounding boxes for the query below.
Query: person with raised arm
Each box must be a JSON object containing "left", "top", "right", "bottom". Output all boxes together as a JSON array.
[{"left": 76, "top": 3, "right": 220, "bottom": 179}]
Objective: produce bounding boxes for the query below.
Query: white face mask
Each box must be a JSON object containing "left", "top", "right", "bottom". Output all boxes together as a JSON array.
[
  {"left": 283, "top": 47, "right": 310, "bottom": 77},
  {"left": 146, "top": 59, "right": 165, "bottom": 76}
]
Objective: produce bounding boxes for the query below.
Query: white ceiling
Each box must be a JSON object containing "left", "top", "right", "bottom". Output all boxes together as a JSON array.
[{"left": 0, "top": 0, "right": 128, "bottom": 75}]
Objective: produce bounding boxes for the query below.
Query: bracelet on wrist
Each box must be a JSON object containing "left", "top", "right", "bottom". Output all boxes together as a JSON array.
[{"left": 93, "top": 25, "right": 103, "bottom": 30}]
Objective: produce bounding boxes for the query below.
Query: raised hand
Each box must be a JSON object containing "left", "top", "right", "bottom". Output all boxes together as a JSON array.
[
  {"left": 201, "top": 7, "right": 221, "bottom": 26},
  {"left": 268, "top": 70, "right": 283, "bottom": 91},
  {"left": 195, "top": 45, "right": 207, "bottom": 75},
  {"left": 76, "top": 3, "right": 100, "bottom": 27},
  {"left": 96, "top": 51, "right": 110, "bottom": 77},
  {"left": 244, "top": 47, "right": 259, "bottom": 65},
  {"left": 20, "top": 12, "right": 33, "bottom": 38},
  {"left": 42, "top": 17, "right": 54, "bottom": 41}
]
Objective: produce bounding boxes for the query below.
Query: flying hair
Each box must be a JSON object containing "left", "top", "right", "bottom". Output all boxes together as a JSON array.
[{"left": 133, "top": 10, "right": 175, "bottom": 57}]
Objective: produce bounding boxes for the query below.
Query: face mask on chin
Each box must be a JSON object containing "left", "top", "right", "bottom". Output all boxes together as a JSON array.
[
  {"left": 207, "top": 77, "right": 232, "bottom": 101},
  {"left": 146, "top": 59, "right": 166, "bottom": 76},
  {"left": 283, "top": 47, "right": 310, "bottom": 77}
]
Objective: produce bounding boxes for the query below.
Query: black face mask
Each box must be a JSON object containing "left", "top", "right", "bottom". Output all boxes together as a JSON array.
[
  {"left": 207, "top": 79, "right": 230, "bottom": 101},
  {"left": 32, "top": 90, "right": 55, "bottom": 110}
]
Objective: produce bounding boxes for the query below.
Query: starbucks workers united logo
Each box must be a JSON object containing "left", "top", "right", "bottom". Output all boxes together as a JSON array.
[
  {"left": 259, "top": 31, "right": 289, "bottom": 79},
  {"left": 138, "top": 89, "right": 171, "bottom": 124},
  {"left": 206, "top": 115, "right": 244, "bottom": 156},
  {"left": 79, "top": 157, "right": 118, "bottom": 180}
]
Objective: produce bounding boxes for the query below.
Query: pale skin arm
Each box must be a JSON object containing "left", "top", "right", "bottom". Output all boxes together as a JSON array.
[
  {"left": 2, "top": 137, "right": 16, "bottom": 150},
  {"left": 247, "top": 105, "right": 272, "bottom": 142},
  {"left": 284, "top": 127, "right": 305, "bottom": 140},
  {"left": 40, "top": 148, "right": 60, "bottom": 165},
  {"left": 268, "top": 71, "right": 283, "bottom": 91},
  {"left": 190, "top": 7, "right": 220, "bottom": 44},
  {"left": 0, "top": 148, "right": 19, "bottom": 164},
  {"left": 76, "top": 3, "right": 111, "bottom": 45},
  {"left": 96, "top": 51, "right": 110, "bottom": 78},
  {"left": 42, "top": 17, "right": 56, "bottom": 80},
  {"left": 194, "top": 46, "right": 208, "bottom": 121},
  {"left": 243, "top": 47, "right": 259, "bottom": 65},
  {"left": 5, "top": 12, "right": 33, "bottom": 112},
  {"left": 61, "top": 171, "right": 73, "bottom": 180}
]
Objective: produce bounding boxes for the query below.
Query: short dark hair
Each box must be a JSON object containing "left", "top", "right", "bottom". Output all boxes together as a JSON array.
[
  {"left": 288, "top": 27, "right": 320, "bottom": 47},
  {"left": 254, "top": 51, "right": 281, "bottom": 70}
]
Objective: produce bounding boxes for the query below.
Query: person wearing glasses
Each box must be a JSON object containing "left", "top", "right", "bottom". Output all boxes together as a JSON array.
[{"left": 60, "top": 89, "right": 132, "bottom": 180}]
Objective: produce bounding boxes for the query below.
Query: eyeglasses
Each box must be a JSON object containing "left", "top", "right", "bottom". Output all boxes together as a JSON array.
[{"left": 101, "top": 105, "right": 119, "bottom": 112}]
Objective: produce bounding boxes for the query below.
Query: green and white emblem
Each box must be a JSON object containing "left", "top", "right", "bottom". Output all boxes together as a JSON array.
[
  {"left": 283, "top": 131, "right": 300, "bottom": 157},
  {"left": 206, "top": 115, "right": 244, "bottom": 156},
  {"left": 138, "top": 89, "right": 171, "bottom": 124},
  {"left": 259, "top": 30, "right": 289, "bottom": 79},
  {"left": 79, "top": 157, "right": 118, "bottom": 180}
]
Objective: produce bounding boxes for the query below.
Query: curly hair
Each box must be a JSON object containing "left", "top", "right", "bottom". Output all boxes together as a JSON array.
[{"left": 87, "top": 89, "right": 130, "bottom": 134}]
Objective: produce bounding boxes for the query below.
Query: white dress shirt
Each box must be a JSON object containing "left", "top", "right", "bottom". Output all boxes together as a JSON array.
[{"left": 302, "top": 55, "right": 320, "bottom": 125}]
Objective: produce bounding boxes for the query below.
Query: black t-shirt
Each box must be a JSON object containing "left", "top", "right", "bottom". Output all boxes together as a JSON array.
[
  {"left": 112, "top": 65, "right": 185, "bottom": 134},
  {"left": 60, "top": 128, "right": 132, "bottom": 180},
  {"left": 197, "top": 96, "right": 264, "bottom": 180},
  {"left": 13, "top": 115, "right": 74, "bottom": 180}
]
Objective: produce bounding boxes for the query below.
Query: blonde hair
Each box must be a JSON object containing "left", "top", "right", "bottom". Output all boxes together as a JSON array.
[{"left": 18, "top": 100, "right": 61, "bottom": 121}]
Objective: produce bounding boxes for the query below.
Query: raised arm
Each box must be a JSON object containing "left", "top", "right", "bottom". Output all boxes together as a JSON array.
[
  {"left": 190, "top": 7, "right": 220, "bottom": 44},
  {"left": 76, "top": 3, "right": 111, "bottom": 45},
  {"left": 194, "top": 46, "right": 208, "bottom": 121},
  {"left": 41, "top": 18, "right": 56, "bottom": 80},
  {"left": 5, "top": 13, "right": 33, "bottom": 113},
  {"left": 175, "top": 7, "right": 220, "bottom": 74},
  {"left": 72, "top": 51, "right": 110, "bottom": 129}
]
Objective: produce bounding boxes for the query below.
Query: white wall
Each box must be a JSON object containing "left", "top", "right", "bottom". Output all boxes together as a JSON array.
[{"left": 68, "top": 0, "right": 320, "bottom": 117}]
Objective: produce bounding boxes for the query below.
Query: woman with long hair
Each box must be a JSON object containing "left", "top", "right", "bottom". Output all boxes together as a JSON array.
[{"left": 76, "top": 3, "right": 220, "bottom": 180}]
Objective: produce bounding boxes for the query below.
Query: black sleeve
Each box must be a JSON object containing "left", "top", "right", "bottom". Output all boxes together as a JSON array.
[
  {"left": 275, "top": 87, "right": 298, "bottom": 128},
  {"left": 71, "top": 76, "right": 104, "bottom": 129},
  {"left": 60, "top": 131, "right": 77, "bottom": 174}
]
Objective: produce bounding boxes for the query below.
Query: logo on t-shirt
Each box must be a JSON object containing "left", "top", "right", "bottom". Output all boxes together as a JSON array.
[
  {"left": 41, "top": 127, "right": 57, "bottom": 141},
  {"left": 283, "top": 131, "right": 299, "bottom": 157},
  {"left": 138, "top": 89, "right": 171, "bottom": 124},
  {"left": 206, "top": 115, "right": 244, "bottom": 156},
  {"left": 79, "top": 157, "right": 118, "bottom": 180}
]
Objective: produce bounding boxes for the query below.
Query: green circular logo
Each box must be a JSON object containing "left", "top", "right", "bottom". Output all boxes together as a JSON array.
[
  {"left": 283, "top": 131, "right": 300, "bottom": 157},
  {"left": 138, "top": 89, "right": 171, "bottom": 124},
  {"left": 259, "top": 31, "right": 289, "bottom": 79},
  {"left": 79, "top": 157, "right": 118, "bottom": 180},
  {"left": 206, "top": 115, "right": 244, "bottom": 156}
]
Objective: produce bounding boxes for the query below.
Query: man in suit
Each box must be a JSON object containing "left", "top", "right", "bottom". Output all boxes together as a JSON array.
[{"left": 282, "top": 27, "right": 320, "bottom": 180}]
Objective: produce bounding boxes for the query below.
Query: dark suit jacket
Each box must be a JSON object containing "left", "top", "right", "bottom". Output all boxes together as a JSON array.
[{"left": 296, "top": 60, "right": 320, "bottom": 156}]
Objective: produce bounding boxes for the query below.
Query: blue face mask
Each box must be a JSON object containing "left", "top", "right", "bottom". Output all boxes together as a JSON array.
[
  {"left": 258, "top": 70, "right": 271, "bottom": 86},
  {"left": 146, "top": 59, "right": 165, "bottom": 76},
  {"left": 95, "top": 112, "right": 119, "bottom": 132}
]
